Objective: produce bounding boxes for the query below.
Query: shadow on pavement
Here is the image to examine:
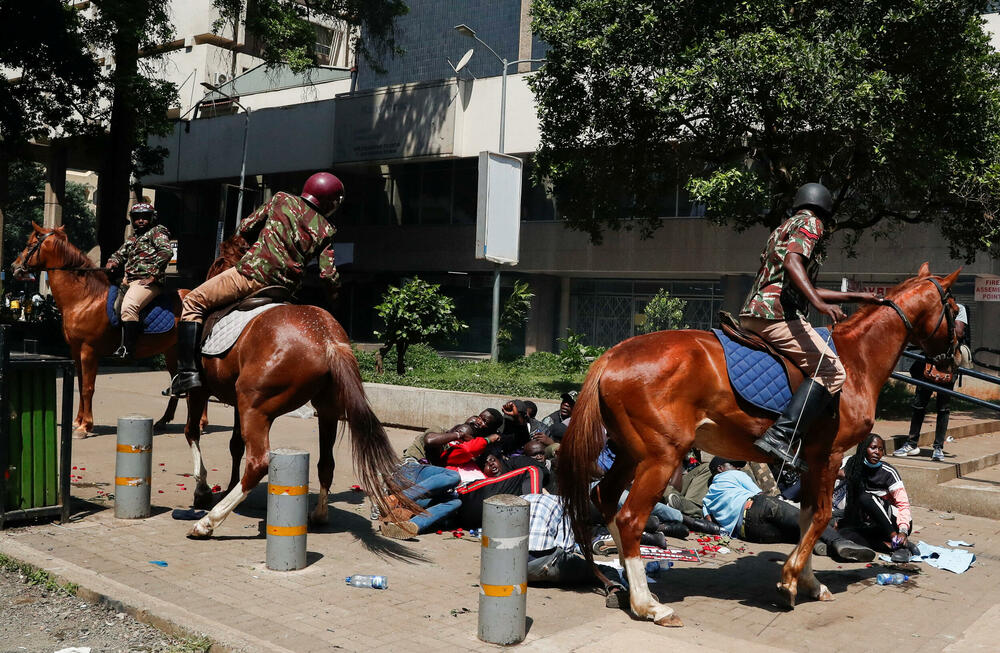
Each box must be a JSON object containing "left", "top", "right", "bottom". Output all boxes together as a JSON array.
[{"left": 312, "top": 505, "right": 430, "bottom": 564}]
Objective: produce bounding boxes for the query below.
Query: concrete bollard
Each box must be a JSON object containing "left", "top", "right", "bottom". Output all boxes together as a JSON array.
[
  {"left": 478, "top": 494, "right": 529, "bottom": 645},
  {"left": 266, "top": 449, "right": 310, "bottom": 571},
  {"left": 114, "top": 415, "right": 153, "bottom": 519}
]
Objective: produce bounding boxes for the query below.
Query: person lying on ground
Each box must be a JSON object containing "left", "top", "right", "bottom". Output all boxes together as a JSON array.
[
  {"left": 618, "top": 483, "right": 722, "bottom": 540},
  {"left": 524, "top": 493, "right": 628, "bottom": 609},
  {"left": 379, "top": 460, "right": 463, "bottom": 540},
  {"left": 664, "top": 457, "right": 779, "bottom": 519},
  {"left": 838, "top": 434, "right": 920, "bottom": 562},
  {"left": 703, "top": 458, "right": 875, "bottom": 562},
  {"left": 455, "top": 450, "right": 543, "bottom": 529},
  {"left": 439, "top": 427, "right": 501, "bottom": 483}
]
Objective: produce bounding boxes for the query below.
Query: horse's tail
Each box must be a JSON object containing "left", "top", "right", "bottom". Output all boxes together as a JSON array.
[
  {"left": 558, "top": 352, "right": 611, "bottom": 569},
  {"left": 328, "top": 342, "right": 419, "bottom": 519}
]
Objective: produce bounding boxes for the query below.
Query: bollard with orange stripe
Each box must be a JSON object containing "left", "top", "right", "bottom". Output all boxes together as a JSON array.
[
  {"left": 266, "top": 448, "right": 310, "bottom": 571},
  {"left": 478, "top": 494, "right": 529, "bottom": 645},
  {"left": 114, "top": 415, "right": 153, "bottom": 519}
]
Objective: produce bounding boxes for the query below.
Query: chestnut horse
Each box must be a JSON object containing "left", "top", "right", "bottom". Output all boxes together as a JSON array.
[
  {"left": 559, "top": 264, "right": 960, "bottom": 627},
  {"left": 11, "top": 224, "right": 193, "bottom": 437},
  {"left": 180, "top": 238, "right": 416, "bottom": 538}
]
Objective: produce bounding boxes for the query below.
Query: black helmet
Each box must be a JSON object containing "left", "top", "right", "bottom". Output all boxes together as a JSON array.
[
  {"left": 129, "top": 202, "right": 156, "bottom": 220},
  {"left": 792, "top": 183, "right": 833, "bottom": 218}
]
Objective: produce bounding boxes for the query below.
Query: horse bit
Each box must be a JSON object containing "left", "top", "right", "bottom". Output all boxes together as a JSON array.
[{"left": 879, "top": 277, "right": 957, "bottom": 370}]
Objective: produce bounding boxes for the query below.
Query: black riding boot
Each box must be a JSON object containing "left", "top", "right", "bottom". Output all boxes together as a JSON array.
[
  {"left": 115, "top": 321, "right": 141, "bottom": 359},
  {"left": 163, "top": 321, "right": 202, "bottom": 396},
  {"left": 754, "top": 378, "right": 835, "bottom": 474}
]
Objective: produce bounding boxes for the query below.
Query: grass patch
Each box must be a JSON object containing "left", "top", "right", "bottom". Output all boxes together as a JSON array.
[
  {"left": 355, "top": 344, "right": 585, "bottom": 399},
  {"left": 166, "top": 635, "right": 213, "bottom": 653},
  {"left": 0, "top": 553, "right": 78, "bottom": 596}
]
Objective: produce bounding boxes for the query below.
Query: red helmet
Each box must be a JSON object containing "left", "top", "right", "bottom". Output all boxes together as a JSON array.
[
  {"left": 129, "top": 202, "right": 156, "bottom": 220},
  {"left": 301, "top": 172, "right": 345, "bottom": 214}
]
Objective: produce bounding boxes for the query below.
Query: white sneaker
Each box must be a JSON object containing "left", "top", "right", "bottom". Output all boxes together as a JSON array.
[
  {"left": 932, "top": 448, "right": 945, "bottom": 462},
  {"left": 893, "top": 443, "right": 921, "bottom": 457}
]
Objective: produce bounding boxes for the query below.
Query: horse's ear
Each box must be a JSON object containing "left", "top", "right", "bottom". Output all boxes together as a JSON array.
[
  {"left": 941, "top": 267, "right": 962, "bottom": 289},
  {"left": 31, "top": 222, "right": 44, "bottom": 233},
  {"left": 54, "top": 225, "right": 67, "bottom": 235},
  {"left": 917, "top": 262, "right": 931, "bottom": 278}
]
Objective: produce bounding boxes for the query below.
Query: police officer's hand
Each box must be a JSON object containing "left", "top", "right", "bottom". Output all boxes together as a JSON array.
[
  {"left": 855, "top": 292, "right": 883, "bottom": 305},
  {"left": 104, "top": 260, "right": 117, "bottom": 271},
  {"left": 818, "top": 302, "right": 847, "bottom": 324}
]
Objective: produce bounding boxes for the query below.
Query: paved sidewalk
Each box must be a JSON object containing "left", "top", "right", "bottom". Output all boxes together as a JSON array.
[{"left": 2, "top": 370, "right": 999, "bottom": 652}]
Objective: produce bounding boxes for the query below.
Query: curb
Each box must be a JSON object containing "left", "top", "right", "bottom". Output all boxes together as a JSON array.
[{"left": 0, "top": 537, "right": 297, "bottom": 653}]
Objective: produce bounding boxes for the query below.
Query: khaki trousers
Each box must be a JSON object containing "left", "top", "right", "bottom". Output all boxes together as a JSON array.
[
  {"left": 180, "top": 267, "right": 265, "bottom": 323},
  {"left": 120, "top": 282, "right": 162, "bottom": 322},
  {"left": 740, "top": 316, "right": 847, "bottom": 392}
]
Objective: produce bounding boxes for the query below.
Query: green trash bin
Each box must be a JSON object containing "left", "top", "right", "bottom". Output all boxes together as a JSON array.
[{"left": 0, "top": 326, "right": 74, "bottom": 527}]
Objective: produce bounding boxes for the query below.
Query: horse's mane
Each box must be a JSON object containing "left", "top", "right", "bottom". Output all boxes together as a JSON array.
[
  {"left": 206, "top": 235, "right": 249, "bottom": 280},
  {"left": 50, "top": 235, "right": 109, "bottom": 295}
]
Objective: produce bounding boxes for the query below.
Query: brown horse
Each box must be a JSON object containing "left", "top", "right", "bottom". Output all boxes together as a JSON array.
[
  {"left": 559, "top": 264, "right": 960, "bottom": 627},
  {"left": 180, "top": 239, "right": 416, "bottom": 537},
  {"left": 10, "top": 224, "right": 194, "bottom": 437}
]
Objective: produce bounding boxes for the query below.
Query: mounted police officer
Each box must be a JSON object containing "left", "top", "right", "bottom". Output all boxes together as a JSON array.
[
  {"left": 164, "top": 171, "right": 344, "bottom": 396},
  {"left": 104, "top": 202, "right": 173, "bottom": 359},
  {"left": 740, "top": 183, "right": 883, "bottom": 472}
]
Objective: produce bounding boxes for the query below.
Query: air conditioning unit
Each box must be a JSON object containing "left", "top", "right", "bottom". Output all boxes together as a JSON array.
[{"left": 214, "top": 73, "right": 229, "bottom": 86}]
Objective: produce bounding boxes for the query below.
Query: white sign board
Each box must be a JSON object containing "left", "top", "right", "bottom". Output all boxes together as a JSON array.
[
  {"left": 475, "top": 151, "right": 522, "bottom": 265},
  {"left": 975, "top": 275, "right": 1000, "bottom": 301},
  {"left": 841, "top": 278, "right": 896, "bottom": 298}
]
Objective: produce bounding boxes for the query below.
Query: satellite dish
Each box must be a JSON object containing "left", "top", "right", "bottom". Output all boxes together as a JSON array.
[{"left": 454, "top": 48, "right": 475, "bottom": 72}]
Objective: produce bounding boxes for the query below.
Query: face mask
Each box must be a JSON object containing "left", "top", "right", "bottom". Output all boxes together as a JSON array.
[{"left": 863, "top": 457, "right": 882, "bottom": 469}]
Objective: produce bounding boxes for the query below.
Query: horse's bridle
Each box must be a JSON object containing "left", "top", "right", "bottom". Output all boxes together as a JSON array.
[
  {"left": 15, "top": 231, "right": 106, "bottom": 273},
  {"left": 881, "top": 278, "right": 957, "bottom": 369}
]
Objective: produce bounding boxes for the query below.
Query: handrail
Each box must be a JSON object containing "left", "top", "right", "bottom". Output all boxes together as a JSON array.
[{"left": 888, "top": 372, "right": 1000, "bottom": 413}]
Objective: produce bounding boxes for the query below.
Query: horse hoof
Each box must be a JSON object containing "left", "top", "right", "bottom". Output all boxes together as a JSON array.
[
  {"left": 308, "top": 512, "right": 329, "bottom": 528},
  {"left": 192, "top": 493, "right": 214, "bottom": 511},
  {"left": 655, "top": 614, "right": 684, "bottom": 627},
  {"left": 816, "top": 584, "right": 834, "bottom": 602},
  {"left": 72, "top": 428, "right": 91, "bottom": 440},
  {"left": 187, "top": 521, "right": 213, "bottom": 539},
  {"left": 153, "top": 419, "right": 169, "bottom": 431},
  {"left": 776, "top": 583, "right": 797, "bottom": 609}
]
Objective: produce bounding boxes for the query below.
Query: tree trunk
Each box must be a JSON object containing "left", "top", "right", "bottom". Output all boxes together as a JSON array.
[
  {"left": 396, "top": 342, "right": 408, "bottom": 375},
  {"left": 95, "top": 7, "right": 143, "bottom": 264}
]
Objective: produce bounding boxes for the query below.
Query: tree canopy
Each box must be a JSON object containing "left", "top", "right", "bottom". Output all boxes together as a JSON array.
[{"left": 530, "top": 0, "right": 1000, "bottom": 260}]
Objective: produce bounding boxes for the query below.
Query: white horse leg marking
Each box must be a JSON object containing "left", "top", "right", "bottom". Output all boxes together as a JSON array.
[
  {"left": 310, "top": 487, "right": 329, "bottom": 524},
  {"left": 190, "top": 440, "right": 210, "bottom": 495},
  {"left": 189, "top": 484, "right": 248, "bottom": 537},
  {"left": 624, "top": 556, "right": 674, "bottom": 622},
  {"left": 796, "top": 506, "right": 830, "bottom": 600}
]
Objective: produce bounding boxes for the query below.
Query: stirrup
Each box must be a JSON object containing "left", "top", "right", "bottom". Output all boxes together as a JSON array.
[
  {"left": 114, "top": 345, "right": 129, "bottom": 359},
  {"left": 754, "top": 435, "right": 809, "bottom": 473},
  {"left": 163, "top": 372, "right": 201, "bottom": 397}
]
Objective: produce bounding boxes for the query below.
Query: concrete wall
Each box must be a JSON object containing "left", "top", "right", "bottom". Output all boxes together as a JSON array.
[{"left": 363, "top": 382, "right": 559, "bottom": 430}]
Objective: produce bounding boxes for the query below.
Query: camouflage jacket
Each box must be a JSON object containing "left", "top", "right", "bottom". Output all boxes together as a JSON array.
[
  {"left": 236, "top": 192, "right": 339, "bottom": 294},
  {"left": 107, "top": 224, "right": 172, "bottom": 284},
  {"left": 740, "top": 209, "right": 825, "bottom": 321}
]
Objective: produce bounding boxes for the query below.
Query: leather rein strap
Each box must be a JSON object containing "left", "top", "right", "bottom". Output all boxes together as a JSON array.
[
  {"left": 20, "top": 231, "right": 108, "bottom": 272},
  {"left": 880, "top": 277, "right": 956, "bottom": 367}
]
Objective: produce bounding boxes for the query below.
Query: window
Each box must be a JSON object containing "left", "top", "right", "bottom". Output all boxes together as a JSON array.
[{"left": 314, "top": 24, "right": 344, "bottom": 66}]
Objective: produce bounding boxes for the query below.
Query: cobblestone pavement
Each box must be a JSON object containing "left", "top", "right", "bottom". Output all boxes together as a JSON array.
[{"left": 1, "top": 371, "right": 998, "bottom": 652}]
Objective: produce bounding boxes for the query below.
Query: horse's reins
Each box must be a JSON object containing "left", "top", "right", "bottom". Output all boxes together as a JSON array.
[
  {"left": 779, "top": 277, "right": 956, "bottom": 476},
  {"left": 18, "top": 231, "right": 110, "bottom": 273}
]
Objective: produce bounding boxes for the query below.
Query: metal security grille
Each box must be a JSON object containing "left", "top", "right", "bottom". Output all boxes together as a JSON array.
[{"left": 569, "top": 279, "right": 723, "bottom": 349}]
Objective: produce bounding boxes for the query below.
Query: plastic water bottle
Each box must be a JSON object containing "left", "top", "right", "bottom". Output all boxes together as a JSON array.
[
  {"left": 645, "top": 560, "right": 673, "bottom": 575},
  {"left": 346, "top": 574, "right": 388, "bottom": 589},
  {"left": 876, "top": 573, "right": 909, "bottom": 586}
]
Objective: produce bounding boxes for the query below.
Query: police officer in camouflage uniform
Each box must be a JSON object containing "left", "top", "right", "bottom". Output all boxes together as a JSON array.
[
  {"left": 165, "top": 172, "right": 345, "bottom": 396},
  {"left": 740, "top": 183, "right": 883, "bottom": 472},
  {"left": 104, "top": 202, "right": 173, "bottom": 359}
]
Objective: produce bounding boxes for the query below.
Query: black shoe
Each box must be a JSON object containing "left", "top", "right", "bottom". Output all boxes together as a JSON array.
[
  {"left": 905, "top": 540, "right": 921, "bottom": 557},
  {"left": 605, "top": 586, "right": 628, "bottom": 609},
  {"left": 640, "top": 531, "right": 669, "bottom": 549},
  {"left": 163, "top": 321, "right": 202, "bottom": 396},
  {"left": 115, "top": 321, "right": 142, "bottom": 359},
  {"left": 655, "top": 521, "right": 690, "bottom": 540},
  {"left": 754, "top": 379, "right": 836, "bottom": 473},
  {"left": 829, "top": 538, "right": 876, "bottom": 562},
  {"left": 681, "top": 515, "right": 722, "bottom": 536}
]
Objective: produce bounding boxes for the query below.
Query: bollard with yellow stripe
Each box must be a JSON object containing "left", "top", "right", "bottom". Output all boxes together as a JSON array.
[
  {"left": 478, "top": 494, "right": 529, "bottom": 645},
  {"left": 114, "top": 415, "right": 154, "bottom": 519},
  {"left": 266, "top": 448, "right": 310, "bottom": 571}
]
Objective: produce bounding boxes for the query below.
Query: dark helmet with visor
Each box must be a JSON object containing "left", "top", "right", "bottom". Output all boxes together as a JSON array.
[{"left": 792, "top": 183, "right": 833, "bottom": 218}]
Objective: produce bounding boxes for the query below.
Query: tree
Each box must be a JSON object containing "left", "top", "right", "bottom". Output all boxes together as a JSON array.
[
  {"left": 530, "top": 0, "right": 1000, "bottom": 261},
  {"left": 497, "top": 280, "right": 534, "bottom": 359},
  {"left": 2, "top": 161, "right": 97, "bottom": 266},
  {"left": 637, "top": 289, "right": 687, "bottom": 334},
  {"left": 374, "top": 277, "right": 467, "bottom": 375},
  {"left": 210, "top": 0, "right": 408, "bottom": 73}
]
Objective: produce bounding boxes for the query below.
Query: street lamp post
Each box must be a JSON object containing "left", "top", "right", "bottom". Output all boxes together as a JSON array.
[
  {"left": 454, "top": 24, "right": 544, "bottom": 360},
  {"left": 200, "top": 81, "right": 251, "bottom": 257}
]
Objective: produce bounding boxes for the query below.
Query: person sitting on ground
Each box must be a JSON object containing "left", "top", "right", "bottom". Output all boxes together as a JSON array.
[
  {"left": 524, "top": 492, "right": 628, "bottom": 609},
  {"left": 839, "top": 434, "right": 920, "bottom": 561},
  {"left": 104, "top": 202, "right": 173, "bottom": 360},
  {"left": 498, "top": 400, "right": 531, "bottom": 454},
  {"left": 474, "top": 408, "right": 504, "bottom": 438},
  {"left": 540, "top": 391, "right": 576, "bottom": 432},
  {"left": 703, "top": 458, "right": 875, "bottom": 562},
  {"left": 455, "top": 449, "right": 543, "bottom": 529},
  {"left": 523, "top": 400, "right": 547, "bottom": 435}
]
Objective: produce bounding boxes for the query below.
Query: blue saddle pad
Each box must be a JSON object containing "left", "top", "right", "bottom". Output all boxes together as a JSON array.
[
  {"left": 711, "top": 327, "right": 836, "bottom": 415},
  {"left": 106, "top": 285, "right": 177, "bottom": 334}
]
